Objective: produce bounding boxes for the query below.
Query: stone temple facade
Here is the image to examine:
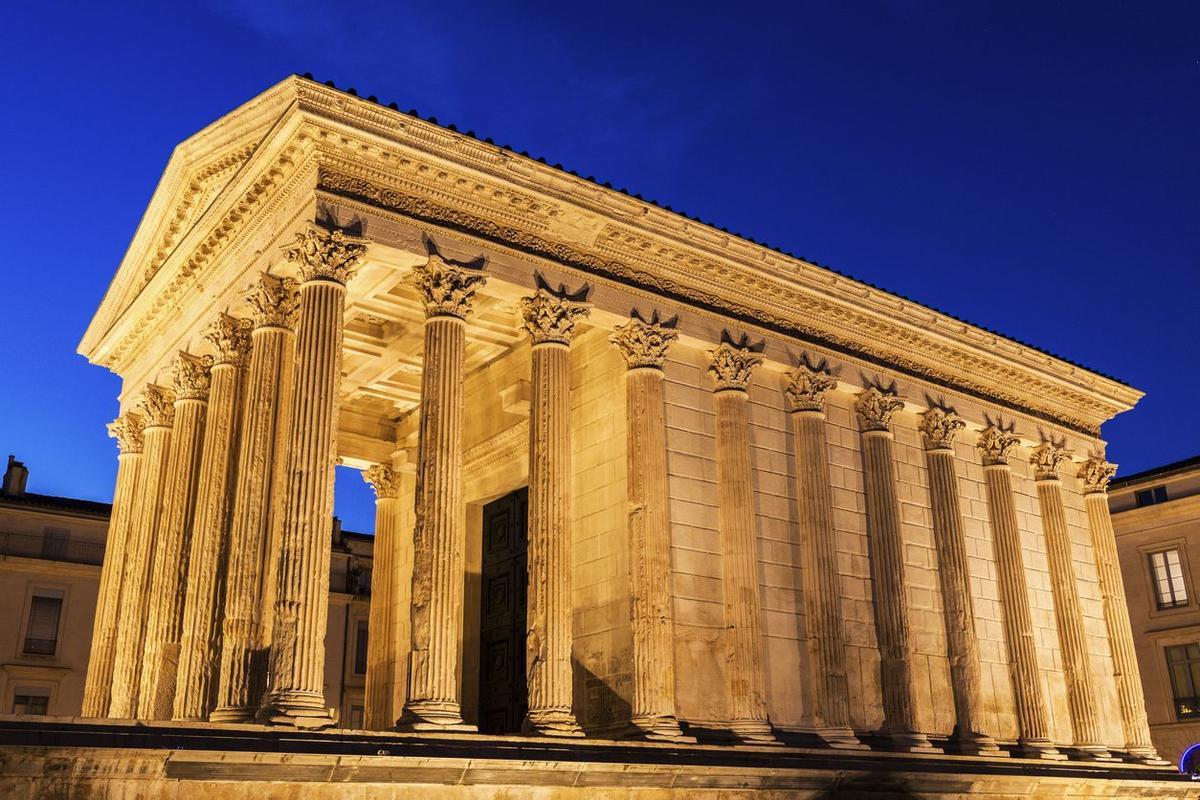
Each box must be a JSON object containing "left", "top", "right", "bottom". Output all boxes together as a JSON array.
[{"left": 3, "top": 75, "right": 1193, "bottom": 797}]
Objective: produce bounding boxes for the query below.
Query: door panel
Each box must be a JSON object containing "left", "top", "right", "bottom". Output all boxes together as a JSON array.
[{"left": 478, "top": 488, "right": 528, "bottom": 734}]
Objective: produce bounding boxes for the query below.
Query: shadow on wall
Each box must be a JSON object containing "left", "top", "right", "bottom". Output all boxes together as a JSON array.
[{"left": 808, "top": 774, "right": 921, "bottom": 799}]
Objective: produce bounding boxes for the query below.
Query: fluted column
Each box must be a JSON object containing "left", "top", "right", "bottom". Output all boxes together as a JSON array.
[
  {"left": 400, "top": 253, "right": 486, "bottom": 731},
  {"left": 363, "top": 464, "right": 401, "bottom": 730},
  {"left": 521, "top": 277, "right": 590, "bottom": 737},
  {"left": 173, "top": 315, "right": 252, "bottom": 720},
  {"left": 978, "top": 427, "right": 1064, "bottom": 760},
  {"left": 918, "top": 408, "right": 999, "bottom": 755},
  {"left": 708, "top": 333, "right": 778, "bottom": 745},
  {"left": 139, "top": 353, "right": 211, "bottom": 718},
  {"left": 81, "top": 412, "right": 144, "bottom": 718},
  {"left": 854, "top": 387, "right": 938, "bottom": 753},
  {"left": 212, "top": 273, "right": 300, "bottom": 722},
  {"left": 109, "top": 385, "right": 174, "bottom": 718},
  {"left": 260, "top": 224, "right": 367, "bottom": 728},
  {"left": 783, "top": 363, "right": 863, "bottom": 749},
  {"left": 1031, "top": 444, "right": 1112, "bottom": 760},
  {"left": 1078, "top": 458, "right": 1163, "bottom": 764},
  {"left": 611, "top": 311, "right": 689, "bottom": 742}
]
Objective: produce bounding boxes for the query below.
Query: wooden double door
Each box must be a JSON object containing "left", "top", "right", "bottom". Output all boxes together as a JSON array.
[{"left": 477, "top": 488, "right": 529, "bottom": 734}]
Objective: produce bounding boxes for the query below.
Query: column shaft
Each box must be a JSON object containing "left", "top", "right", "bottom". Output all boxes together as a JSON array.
[
  {"left": 213, "top": 323, "right": 297, "bottom": 722},
  {"left": 139, "top": 388, "right": 208, "bottom": 719},
  {"left": 109, "top": 390, "right": 174, "bottom": 719},
  {"left": 81, "top": 416, "right": 144, "bottom": 718},
  {"left": 364, "top": 466, "right": 400, "bottom": 731},
  {"left": 173, "top": 357, "right": 247, "bottom": 719}
]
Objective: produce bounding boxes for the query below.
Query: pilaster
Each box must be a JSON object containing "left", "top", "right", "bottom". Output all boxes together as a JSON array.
[
  {"left": 260, "top": 224, "right": 367, "bottom": 728},
  {"left": 611, "top": 311, "right": 689, "bottom": 742},
  {"left": 81, "top": 412, "right": 144, "bottom": 718}
]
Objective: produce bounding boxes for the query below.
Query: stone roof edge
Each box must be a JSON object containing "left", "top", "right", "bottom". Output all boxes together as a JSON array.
[{"left": 1110, "top": 454, "right": 1200, "bottom": 490}]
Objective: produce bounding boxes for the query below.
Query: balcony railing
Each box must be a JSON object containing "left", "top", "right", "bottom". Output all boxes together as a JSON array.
[
  {"left": 0, "top": 531, "right": 104, "bottom": 566},
  {"left": 330, "top": 566, "right": 372, "bottom": 597}
]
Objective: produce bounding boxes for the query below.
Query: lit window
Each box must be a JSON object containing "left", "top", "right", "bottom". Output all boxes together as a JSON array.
[
  {"left": 1150, "top": 550, "right": 1189, "bottom": 610},
  {"left": 23, "top": 594, "right": 63, "bottom": 656},
  {"left": 12, "top": 691, "right": 49, "bottom": 715},
  {"left": 1167, "top": 644, "right": 1200, "bottom": 720},
  {"left": 354, "top": 621, "right": 368, "bottom": 675},
  {"left": 1136, "top": 486, "right": 1169, "bottom": 507}
]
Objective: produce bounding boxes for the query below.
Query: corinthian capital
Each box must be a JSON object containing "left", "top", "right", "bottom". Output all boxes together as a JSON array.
[
  {"left": 783, "top": 362, "right": 837, "bottom": 413},
  {"left": 978, "top": 426, "right": 1020, "bottom": 466},
  {"left": 362, "top": 464, "right": 400, "bottom": 499},
  {"left": 1030, "top": 442, "right": 1073, "bottom": 481},
  {"left": 246, "top": 273, "right": 301, "bottom": 330},
  {"left": 171, "top": 351, "right": 212, "bottom": 401},
  {"left": 610, "top": 310, "right": 678, "bottom": 369},
  {"left": 919, "top": 407, "right": 965, "bottom": 451},
  {"left": 521, "top": 275, "right": 592, "bottom": 346},
  {"left": 137, "top": 385, "right": 175, "bottom": 429},
  {"left": 204, "top": 313, "right": 253, "bottom": 366},
  {"left": 1078, "top": 457, "right": 1117, "bottom": 495},
  {"left": 411, "top": 254, "right": 488, "bottom": 319},
  {"left": 283, "top": 223, "right": 368, "bottom": 285},
  {"left": 854, "top": 386, "right": 904, "bottom": 432},
  {"left": 707, "top": 332, "right": 764, "bottom": 392},
  {"left": 107, "top": 412, "right": 145, "bottom": 455}
]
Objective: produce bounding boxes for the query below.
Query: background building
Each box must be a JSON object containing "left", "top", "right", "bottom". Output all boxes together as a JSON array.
[
  {"left": 1111, "top": 455, "right": 1200, "bottom": 765},
  {"left": 0, "top": 455, "right": 374, "bottom": 726}
]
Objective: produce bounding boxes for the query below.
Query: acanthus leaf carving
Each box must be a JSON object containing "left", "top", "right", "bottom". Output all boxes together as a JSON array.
[
  {"left": 138, "top": 384, "right": 176, "bottom": 429},
  {"left": 362, "top": 464, "right": 400, "bottom": 499},
  {"left": 171, "top": 351, "right": 213, "bottom": 401},
  {"left": 707, "top": 332, "right": 764, "bottom": 392},
  {"left": 246, "top": 273, "right": 301, "bottom": 330},
  {"left": 1078, "top": 457, "right": 1118, "bottom": 495},
  {"left": 107, "top": 412, "right": 145, "bottom": 455},
  {"left": 610, "top": 309, "right": 678, "bottom": 370},
  {"left": 1030, "top": 442, "right": 1073, "bottom": 481},
  {"left": 855, "top": 386, "right": 904, "bottom": 432},
  {"left": 919, "top": 407, "right": 966, "bottom": 451},
  {"left": 283, "top": 223, "right": 368, "bottom": 285},
  {"left": 410, "top": 254, "right": 488, "bottom": 320},
  {"left": 783, "top": 361, "right": 837, "bottom": 413},
  {"left": 521, "top": 274, "right": 592, "bottom": 346},
  {"left": 978, "top": 426, "right": 1020, "bottom": 466},
  {"left": 204, "top": 313, "right": 253, "bottom": 366}
]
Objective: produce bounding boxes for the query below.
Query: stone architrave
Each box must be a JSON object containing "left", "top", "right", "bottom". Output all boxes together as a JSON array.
[
  {"left": 977, "top": 427, "right": 1065, "bottom": 760},
  {"left": 917, "top": 408, "right": 1000, "bottom": 756},
  {"left": 212, "top": 273, "right": 300, "bottom": 723},
  {"left": 81, "top": 412, "right": 145, "bottom": 718},
  {"left": 708, "top": 333, "right": 779, "bottom": 745},
  {"left": 363, "top": 463, "right": 401, "bottom": 730},
  {"left": 610, "top": 310, "right": 690, "bottom": 742},
  {"left": 854, "top": 387, "right": 939, "bottom": 754},
  {"left": 138, "top": 352, "right": 212, "bottom": 719},
  {"left": 1030, "top": 443, "right": 1113, "bottom": 761},
  {"left": 109, "top": 384, "right": 175, "bottom": 719},
  {"left": 1078, "top": 457, "right": 1165, "bottom": 764},
  {"left": 173, "top": 314, "right": 252, "bottom": 720},
  {"left": 399, "top": 253, "right": 486, "bottom": 731},
  {"left": 782, "top": 363, "right": 863, "bottom": 749},
  {"left": 260, "top": 224, "right": 367, "bottom": 728},
  {"left": 520, "top": 276, "right": 590, "bottom": 737}
]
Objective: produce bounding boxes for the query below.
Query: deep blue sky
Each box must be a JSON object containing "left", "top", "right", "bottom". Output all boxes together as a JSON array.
[{"left": 1, "top": 2, "right": 1196, "bottom": 532}]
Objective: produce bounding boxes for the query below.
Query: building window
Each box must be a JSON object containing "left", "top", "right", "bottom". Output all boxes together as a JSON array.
[
  {"left": 1136, "top": 486, "right": 1169, "bottom": 507},
  {"left": 348, "top": 705, "right": 364, "bottom": 730},
  {"left": 23, "top": 593, "right": 63, "bottom": 656},
  {"left": 354, "top": 621, "right": 368, "bottom": 675},
  {"left": 1149, "top": 549, "right": 1189, "bottom": 609},
  {"left": 1167, "top": 644, "right": 1200, "bottom": 720},
  {"left": 12, "top": 690, "right": 49, "bottom": 715}
]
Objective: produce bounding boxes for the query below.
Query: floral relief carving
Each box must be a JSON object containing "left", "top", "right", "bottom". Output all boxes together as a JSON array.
[
  {"left": 783, "top": 361, "right": 838, "bottom": 413},
  {"left": 246, "top": 273, "right": 301, "bottom": 330},
  {"left": 1030, "top": 442, "right": 1073, "bottom": 481},
  {"left": 610, "top": 309, "right": 678, "bottom": 370},
  {"left": 107, "top": 412, "right": 145, "bottom": 455},
  {"left": 283, "top": 223, "right": 368, "bottom": 285},
  {"left": 919, "top": 407, "right": 966, "bottom": 451},
  {"left": 521, "top": 274, "right": 592, "bottom": 346},
  {"left": 171, "top": 351, "right": 213, "bottom": 401},
  {"left": 410, "top": 254, "right": 488, "bottom": 320},
  {"left": 707, "top": 332, "right": 764, "bottom": 392},
  {"left": 1078, "top": 457, "right": 1118, "bottom": 495},
  {"left": 854, "top": 386, "right": 904, "bottom": 432},
  {"left": 204, "top": 313, "right": 253, "bottom": 366},
  {"left": 362, "top": 464, "right": 400, "bottom": 499},
  {"left": 977, "top": 426, "right": 1020, "bottom": 466},
  {"left": 138, "top": 384, "right": 176, "bottom": 429}
]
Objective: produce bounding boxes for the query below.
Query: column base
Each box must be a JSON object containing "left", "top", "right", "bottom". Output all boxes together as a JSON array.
[
  {"left": 1121, "top": 746, "right": 1170, "bottom": 766},
  {"left": 952, "top": 730, "right": 1005, "bottom": 757},
  {"left": 628, "top": 714, "right": 696, "bottom": 744},
  {"left": 396, "top": 700, "right": 476, "bottom": 733},
  {"left": 879, "top": 730, "right": 942, "bottom": 754},
  {"left": 208, "top": 706, "right": 258, "bottom": 725},
  {"left": 1015, "top": 737, "right": 1068, "bottom": 761},
  {"left": 729, "top": 719, "right": 784, "bottom": 746},
  {"left": 523, "top": 708, "right": 585, "bottom": 738},
  {"left": 1066, "top": 744, "right": 1121, "bottom": 762},
  {"left": 257, "top": 693, "right": 335, "bottom": 730},
  {"left": 806, "top": 725, "right": 869, "bottom": 750}
]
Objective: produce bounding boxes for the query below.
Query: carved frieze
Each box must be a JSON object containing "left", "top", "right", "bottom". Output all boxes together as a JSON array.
[
  {"left": 610, "top": 310, "right": 678, "bottom": 370},
  {"left": 708, "top": 333, "right": 764, "bottom": 392},
  {"left": 783, "top": 362, "right": 837, "bottom": 413},
  {"left": 204, "top": 313, "right": 253, "bottom": 366},
  {"left": 855, "top": 386, "right": 904, "bottom": 433},
  {"left": 410, "top": 254, "right": 488, "bottom": 320},
  {"left": 977, "top": 427, "right": 1020, "bottom": 467},
  {"left": 283, "top": 223, "right": 369, "bottom": 285},
  {"left": 1078, "top": 457, "right": 1118, "bottom": 495},
  {"left": 245, "top": 273, "right": 301, "bottom": 330},
  {"left": 171, "top": 352, "right": 213, "bottom": 401},
  {"left": 107, "top": 412, "right": 145, "bottom": 455},
  {"left": 919, "top": 407, "right": 966, "bottom": 451}
]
